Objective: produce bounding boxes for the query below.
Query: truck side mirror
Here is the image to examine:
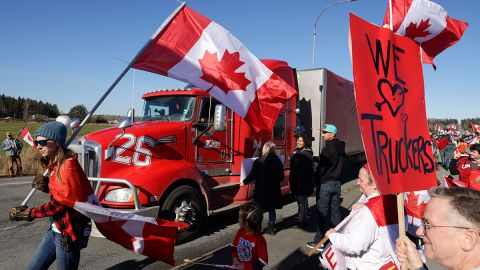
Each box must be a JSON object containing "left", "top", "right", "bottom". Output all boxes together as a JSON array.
[
  {"left": 213, "top": 104, "right": 226, "bottom": 132},
  {"left": 127, "top": 108, "right": 135, "bottom": 123},
  {"left": 118, "top": 116, "right": 132, "bottom": 129}
]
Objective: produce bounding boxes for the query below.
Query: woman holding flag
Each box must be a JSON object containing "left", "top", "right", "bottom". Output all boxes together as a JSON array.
[
  {"left": 323, "top": 164, "right": 400, "bottom": 270},
  {"left": 9, "top": 120, "right": 92, "bottom": 270}
]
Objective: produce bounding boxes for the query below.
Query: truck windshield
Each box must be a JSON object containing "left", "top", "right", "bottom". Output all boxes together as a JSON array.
[{"left": 142, "top": 96, "right": 195, "bottom": 122}]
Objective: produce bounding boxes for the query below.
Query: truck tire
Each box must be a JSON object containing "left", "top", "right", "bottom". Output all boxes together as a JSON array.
[{"left": 159, "top": 186, "right": 205, "bottom": 244}]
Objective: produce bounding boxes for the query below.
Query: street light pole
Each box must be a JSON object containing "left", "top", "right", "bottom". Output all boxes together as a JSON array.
[{"left": 312, "top": 0, "right": 356, "bottom": 68}]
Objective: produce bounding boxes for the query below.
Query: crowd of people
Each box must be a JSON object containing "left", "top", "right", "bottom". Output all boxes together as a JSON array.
[
  {"left": 234, "top": 125, "right": 480, "bottom": 269},
  {"left": 434, "top": 132, "right": 480, "bottom": 191}
]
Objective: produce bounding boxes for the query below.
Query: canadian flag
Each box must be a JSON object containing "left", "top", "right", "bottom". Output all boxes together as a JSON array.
[
  {"left": 450, "top": 124, "right": 458, "bottom": 130},
  {"left": 472, "top": 123, "right": 480, "bottom": 133},
  {"left": 49, "top": 156, "right": 187, "bottom": 265},
  {"left": 435, "top": 123, "right": 444, "bottom": 133},
  {"left": 404, "top": 190, "right": 429, "bottom": 236},
  {"left": 133, "top": 5, "right": 297, "bottom": 133},
  {"left": 443, "top": 175, "right": 467, "bottom": 188},
  {"left": 383, "top": 0, "right": 468, "bottom": 66},
  {"left": 19, "top": 127, "right": 35, "bottom": 148}
]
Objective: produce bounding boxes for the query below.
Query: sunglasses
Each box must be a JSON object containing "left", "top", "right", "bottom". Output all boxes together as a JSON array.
[{"left": 34, "top": 140, "right": 50, "bottom": 147}]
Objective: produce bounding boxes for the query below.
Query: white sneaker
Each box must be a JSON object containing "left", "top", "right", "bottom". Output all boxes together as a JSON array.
[{"left": 306, "top": 242, "right": 324, "bottom": 252}]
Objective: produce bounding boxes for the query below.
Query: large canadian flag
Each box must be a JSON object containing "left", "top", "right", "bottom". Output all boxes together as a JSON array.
[
  {"left": 50, "top": 157, "right": 187, "bottom": 265},
  {"left": 19, "top": 127, "right": 35, "bottom": 148},
  {"left": 383, "top": 0, "right": 468, "bottom": 66},
  {"left": 133, "top": 5, "right": 297, "bottom": 133}
]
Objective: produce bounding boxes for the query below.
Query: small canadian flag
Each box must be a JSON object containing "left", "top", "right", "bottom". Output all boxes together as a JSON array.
[
  {"left": 472, "top": 123, "right": 480, "bottom": 133},
  {"left": 19, "top": 127, "right": 35, "bottom": 148}
]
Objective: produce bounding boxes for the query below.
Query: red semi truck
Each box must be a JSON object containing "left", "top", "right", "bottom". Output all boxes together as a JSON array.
[{"left": 70, "top": 60, "right": 364, "bottom": 242}]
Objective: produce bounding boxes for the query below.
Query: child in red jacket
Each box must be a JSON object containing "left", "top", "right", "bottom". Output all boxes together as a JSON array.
[{"left": 232, "top": 204, "right": 268, "bottom": 270}]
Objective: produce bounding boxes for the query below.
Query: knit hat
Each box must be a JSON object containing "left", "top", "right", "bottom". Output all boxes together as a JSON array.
[{"left": 34, "top": 121, "right": 67, "bottom": 147}]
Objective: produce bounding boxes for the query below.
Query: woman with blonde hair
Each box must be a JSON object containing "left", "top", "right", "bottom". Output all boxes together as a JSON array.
[
  {"left": 243, "top": 142, "right": 284, "bottom": 235},
  {"left": 9, "top": 121, "right": 93, "bottom": 270}
]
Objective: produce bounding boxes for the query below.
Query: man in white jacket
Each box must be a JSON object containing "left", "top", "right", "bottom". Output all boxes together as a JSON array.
[{"left": 325, "top": 164, "right": 399, "bottom": 269}]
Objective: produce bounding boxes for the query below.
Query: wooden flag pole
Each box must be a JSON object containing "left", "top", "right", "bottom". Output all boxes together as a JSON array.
[
  {"left": 307, "top": 235, "right": 330, "bottom": 257},
  {"left": 307, "top": 203, "right": 361, "bottom": 257},
  {"left": 397, "top": 192, "right": 407, "bottom": 270}
]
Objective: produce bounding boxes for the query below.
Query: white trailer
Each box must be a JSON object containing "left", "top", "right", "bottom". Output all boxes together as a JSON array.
[{"left": 296, "top": 68, "right": 364, "bottom": 160}]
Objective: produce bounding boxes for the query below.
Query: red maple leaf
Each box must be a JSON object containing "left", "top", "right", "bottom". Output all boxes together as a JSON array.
[
  {"left": 199, "top": 50, "right": 251, "bottom": 94},
  {"left": 405, "top": 18, "right": 431, "bottom": 39},
  {"left": 405, "top": 192, "right": 427, "bottom": 218}
]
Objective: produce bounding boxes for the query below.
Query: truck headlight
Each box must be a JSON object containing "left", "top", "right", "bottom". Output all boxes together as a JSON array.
[{"left": 105, "top": 188, "right": 135, "bottom": 202}]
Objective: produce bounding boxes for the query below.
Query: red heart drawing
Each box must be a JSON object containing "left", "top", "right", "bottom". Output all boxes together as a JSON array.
[{"left": 377, "top": 79, "right": 405, "bottom": 117}]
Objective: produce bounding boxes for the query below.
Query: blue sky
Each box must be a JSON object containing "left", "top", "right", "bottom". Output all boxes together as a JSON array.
[{"left": 1, "top": 0, "right": 478, "bottom": 119}]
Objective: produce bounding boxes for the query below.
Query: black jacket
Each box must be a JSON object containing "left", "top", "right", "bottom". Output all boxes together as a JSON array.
[
  {"left": 316, "top": 138, "right": 346, "bottom": 184},
  {"left": 289, "top": 147, "right": 314, "bottom": 196},
  {"left": 243, "top": 152, "right": 284, "bottom": 210}
]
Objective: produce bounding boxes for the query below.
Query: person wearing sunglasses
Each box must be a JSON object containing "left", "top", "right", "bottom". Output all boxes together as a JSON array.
[
  {"left": 9, "top": 121, "right": 92, "bottom": 270},
  {"left": 396, "top": 187, "right": 480, "bottom": 270}
]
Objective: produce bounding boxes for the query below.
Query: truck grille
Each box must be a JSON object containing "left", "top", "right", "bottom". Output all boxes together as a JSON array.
[{"left": 83, "top": 140, "right": 102, "bottom": 178}]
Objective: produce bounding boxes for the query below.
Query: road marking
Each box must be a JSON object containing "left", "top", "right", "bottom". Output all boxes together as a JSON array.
[
  {"left": 0, "top": 225, "right": 18, "bottom": 231},
  {"left": 0, "top": 181, "right": 31, "bottom": 186}
]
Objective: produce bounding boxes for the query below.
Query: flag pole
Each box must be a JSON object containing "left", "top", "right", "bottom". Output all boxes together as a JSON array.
[
  {"left": 389, "top": 0, "right": 393, "bottom": 30},
  {"left": 397, "top": 193, "right": 407, "bottom": 270},
  {"left": 65, "top": 1, "right": 187, "bottom": 146},
  {"left": 21, "top": 2, "right": 187, "bottom": 207}
]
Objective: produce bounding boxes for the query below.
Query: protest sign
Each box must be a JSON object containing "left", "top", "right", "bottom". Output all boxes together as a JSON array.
[{"left": 350, "top": 13, "right": 437, "bottom": 194}]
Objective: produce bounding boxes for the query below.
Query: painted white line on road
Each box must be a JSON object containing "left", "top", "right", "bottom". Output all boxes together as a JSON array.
[
  {"left": 0, "top": 181, "right": 31, "bottom": 186},
  {"left": 0, "top": 225, "right": 18, "bottom": 231}
]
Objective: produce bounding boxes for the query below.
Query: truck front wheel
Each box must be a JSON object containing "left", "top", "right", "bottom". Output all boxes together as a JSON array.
[{"left": 159, "top": 186, "right": 205, "bottom": 244}]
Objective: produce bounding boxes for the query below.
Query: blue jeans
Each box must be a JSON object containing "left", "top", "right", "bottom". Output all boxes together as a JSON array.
[
  {"left": 27, "top": 229, "right": 89, "bottom": 270},
  {"left": 313, "top": 181, "right": 341, "bottom": 243},
  {"left": 268, "top": 209, "right": 276, "bottom": 224},
  {"left": 296, "top": 195, "right": 309, "bottom": 222}
]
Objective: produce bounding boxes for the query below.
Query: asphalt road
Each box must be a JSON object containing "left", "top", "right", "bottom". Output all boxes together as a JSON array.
[
  {"left": 0, "top": 175, "right": 242, "bottom": 269},
  {"left": 0, "top": 174, "right": 362, "bottom": 270},
  {"left": 0, "top": 166, "right": 447, "bottom": 270}
]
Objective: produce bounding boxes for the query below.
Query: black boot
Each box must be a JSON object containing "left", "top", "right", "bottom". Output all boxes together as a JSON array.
[{"left": 265, "top": 222, "right": 275, "bottom": 236}]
